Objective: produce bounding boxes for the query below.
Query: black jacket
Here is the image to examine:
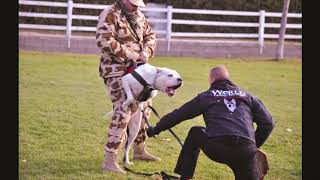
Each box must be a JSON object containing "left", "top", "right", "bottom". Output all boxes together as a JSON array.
[{"left": 152, "top": 79, "right": 274, "bottom": 148}]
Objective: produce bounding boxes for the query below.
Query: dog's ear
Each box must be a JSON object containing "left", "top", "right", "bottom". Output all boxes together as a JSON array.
[
  {"left": 224, "top": 98, "right": 228, "bottom": 104},
  {"left": 231, "top": 99, "right": 236, "bottom": 104}
]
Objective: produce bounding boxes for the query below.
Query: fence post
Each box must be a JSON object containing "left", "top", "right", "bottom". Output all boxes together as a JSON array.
[
  {"left": 258, "top": 10, "right": 265, "bottom": 54},
  {"left": 166, "top": 6, "right": 172, "bottom": 52},
  {"left": 66, "top": 0, "right": 73, "bottom": 48},
  {"left": 276, "top": 0, "right": 291, "bottom": 60}
]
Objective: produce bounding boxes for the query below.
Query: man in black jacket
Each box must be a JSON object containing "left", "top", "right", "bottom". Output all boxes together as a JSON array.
[{"left": 147, "top": 65, "right": 274, "bottom": 180}]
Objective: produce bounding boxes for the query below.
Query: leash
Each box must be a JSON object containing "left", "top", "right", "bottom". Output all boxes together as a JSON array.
[
  {"left": 123, "top": 166, "right": 160, "bottom": 176},
  {"left": 123, "top": 166, "right": 179, "bottom": 180},
  {"left": 143, "top": 105, "right": 183, "bottom": 147},
  {"left": 123, "top": 103, "right": 181, "bottom": 179}
]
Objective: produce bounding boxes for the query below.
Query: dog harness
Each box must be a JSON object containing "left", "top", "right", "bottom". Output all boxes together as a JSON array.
[{"left": 131, "top": 70, "right": 155, "bottom": 102}]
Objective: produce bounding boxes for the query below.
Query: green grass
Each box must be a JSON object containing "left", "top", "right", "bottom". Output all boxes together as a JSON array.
[{"left": 19, "top": 50, "right": 301, "bottom": 180}]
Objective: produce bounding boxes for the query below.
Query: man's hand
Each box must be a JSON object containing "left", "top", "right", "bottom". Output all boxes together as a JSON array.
[
  {"left": 146, "top": 126, "right": 157, "bottom": 137},
  {"left": 137, "top": 51, "right": 149, "bottom": 63}
]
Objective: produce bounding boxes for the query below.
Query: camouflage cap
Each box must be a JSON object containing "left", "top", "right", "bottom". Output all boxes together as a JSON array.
[{"left": 129, "top": 0, "right": 145, "bottom": 7}]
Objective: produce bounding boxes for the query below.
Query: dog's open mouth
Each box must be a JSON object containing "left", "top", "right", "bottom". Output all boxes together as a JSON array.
[{"left": 165, "top": 83, "right": 182, "bottom": 97}]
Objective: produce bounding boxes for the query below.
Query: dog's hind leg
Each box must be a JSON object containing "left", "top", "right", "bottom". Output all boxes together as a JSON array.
[
  {"left": 123, "top": 128, "right": 132, "bottom": 166},
  {"left": 123, "top": 109, "right": 142, "bottom": 166}
]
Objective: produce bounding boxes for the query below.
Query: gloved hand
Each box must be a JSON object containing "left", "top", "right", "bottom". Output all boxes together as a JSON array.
[
  {"left": 146, "top": 126, "right": 158, "bottom": 137},
  {"left": 138, "top": 51, "right": 149, "bottom": 63},
  {"left": 125, "top": 60, "right": 136, "bottom": 73}
]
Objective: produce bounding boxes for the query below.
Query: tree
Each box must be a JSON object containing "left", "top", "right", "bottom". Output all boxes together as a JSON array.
[{"left": 276, "top": 0, "right": 291, "bottom": 60}]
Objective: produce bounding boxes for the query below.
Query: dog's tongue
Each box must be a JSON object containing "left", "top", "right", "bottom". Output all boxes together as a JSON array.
[{"left": 167, "top": 87, "right": 176, "bottom": 96}]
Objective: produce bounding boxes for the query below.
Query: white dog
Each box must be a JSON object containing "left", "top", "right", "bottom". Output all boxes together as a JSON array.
[{"left": 120, "top": 63, "right": 183, "bottom": 166}]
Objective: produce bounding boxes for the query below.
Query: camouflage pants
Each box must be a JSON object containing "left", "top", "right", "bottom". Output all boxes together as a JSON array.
[{"left": 103, "top": 76, "right": 151, "bottom": 153}]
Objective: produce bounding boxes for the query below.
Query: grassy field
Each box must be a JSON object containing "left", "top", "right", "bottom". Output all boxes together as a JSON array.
[{"left": 19, "top": 50, "right": 301, "bottom": 180}]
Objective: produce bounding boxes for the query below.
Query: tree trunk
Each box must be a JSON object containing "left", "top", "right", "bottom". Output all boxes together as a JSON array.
[{"left": 276, "top": 0, "right": 291, "bottom": 60}]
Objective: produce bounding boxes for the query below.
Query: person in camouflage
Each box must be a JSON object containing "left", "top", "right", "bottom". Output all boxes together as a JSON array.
[{"left": 96, "top": 0, "right": 160, "bottom": 174}]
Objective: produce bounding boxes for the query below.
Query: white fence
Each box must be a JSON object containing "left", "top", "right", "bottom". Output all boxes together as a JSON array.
[{"left": 19, "top": 0, "right": 302, "bottom": 53}]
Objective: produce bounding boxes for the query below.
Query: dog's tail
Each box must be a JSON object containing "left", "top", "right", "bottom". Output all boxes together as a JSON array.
[{"left": 104, "top": 110, "right": 114, "bottom": 118}]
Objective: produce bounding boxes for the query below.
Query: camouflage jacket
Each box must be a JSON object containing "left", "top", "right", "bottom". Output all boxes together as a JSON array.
[{"left": 96, "top": 2, "right": 156, "bottom": 78}]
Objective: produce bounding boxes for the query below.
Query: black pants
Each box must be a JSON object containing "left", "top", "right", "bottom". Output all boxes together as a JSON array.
[{"left": 174, "top": 126, "right": 260, "bottom": 180}]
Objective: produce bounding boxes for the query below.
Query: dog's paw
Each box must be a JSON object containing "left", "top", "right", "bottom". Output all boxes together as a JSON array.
[{"left": 124, "top": 161, "right": 134, "bottom": 166}]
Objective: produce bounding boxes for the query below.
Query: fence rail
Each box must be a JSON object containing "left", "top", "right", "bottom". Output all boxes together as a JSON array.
[{"left": 19, "top": 0, "right": 302, "bottom": 53}]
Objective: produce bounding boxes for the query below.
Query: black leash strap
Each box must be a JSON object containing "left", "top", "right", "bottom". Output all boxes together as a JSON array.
[
  {"left": 160, "top": 171, "right": 180, "bottom": 180},
  {"left": 116, "top": 0, "right": 143, "bottom": 50},
  {"left": 124, "top": 166, "right": 160, "bottom": 176},
  {"left": 144, "top": 105, "right": 183, "bottom": 148},
  {"left": 124, "top": 104, "right": 181, "bottom": 179},
  {"left": 116, "top": 0, "right": 139, "bottom": 40},
  {"left": 124, "top": 166, "right": 179, "bottom": 179}
]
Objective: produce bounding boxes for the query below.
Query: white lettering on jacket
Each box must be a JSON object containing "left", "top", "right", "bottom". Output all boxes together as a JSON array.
[{"left": 211, "top": 90, "right": 246, "bottom": 97}]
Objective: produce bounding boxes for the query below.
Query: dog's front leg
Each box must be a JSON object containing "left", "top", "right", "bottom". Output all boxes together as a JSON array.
[{"left": 122, "top": 77, "right": 134, "bottom": 111}]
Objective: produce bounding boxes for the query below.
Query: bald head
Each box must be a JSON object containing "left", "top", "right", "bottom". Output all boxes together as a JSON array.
[{"left": 208, "top": 65, "right": 230, "bottom": 85}]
